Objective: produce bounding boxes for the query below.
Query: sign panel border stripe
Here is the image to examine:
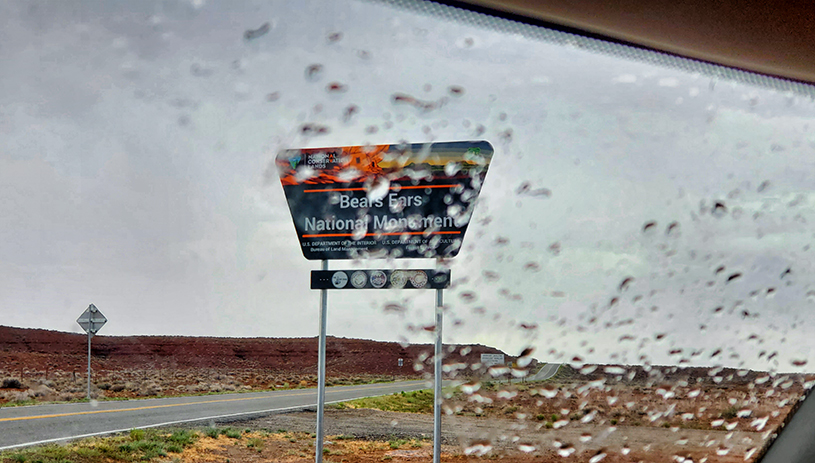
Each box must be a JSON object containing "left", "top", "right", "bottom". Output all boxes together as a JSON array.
[{"left": 303, "top": 184, "right": 460, "bottom": 193}]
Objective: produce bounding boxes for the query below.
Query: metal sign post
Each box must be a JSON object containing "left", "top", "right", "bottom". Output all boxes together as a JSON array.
[
  {"left": 76, "top": 304, "right": 107, "bottom": 400},
  {"left": 315, "top": 260, "right": 328, "bottom": 463},
  {"left": 433, "top": 287, "right": 444, "bottom": 463}
]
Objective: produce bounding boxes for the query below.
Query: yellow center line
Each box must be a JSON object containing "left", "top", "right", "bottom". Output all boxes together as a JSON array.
[{"left": 0, "top": 383, "right": 419, "bottom": 423}]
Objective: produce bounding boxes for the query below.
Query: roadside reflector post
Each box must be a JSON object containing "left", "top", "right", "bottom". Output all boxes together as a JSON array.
[
  {"left": 433, "top": 287, "right": 444, "bottom": 463},
  {"left": 316, "top": 260, "right": 329, "bottom": 463}
]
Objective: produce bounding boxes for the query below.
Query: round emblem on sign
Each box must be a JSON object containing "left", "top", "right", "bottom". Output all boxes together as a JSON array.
[
  {"left": 369, "top": 270, "right": 387, "bottom": 288},
  {"left": 351, "top": 271, "right": 367, "bottom": 288},
  {"left": 331, "top": 271, "right": 349, "bottom": 288},
  {"left": 390, "top": 271, "right": 408, "bottom": 289},
  {"left": 410, "top": 271, "right": 428, "bottom": 288}
]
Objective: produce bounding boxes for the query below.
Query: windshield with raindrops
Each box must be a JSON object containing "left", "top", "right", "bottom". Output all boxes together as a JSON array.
[{"left": 2, "top": 0, "right": 815, "bottom": 462}]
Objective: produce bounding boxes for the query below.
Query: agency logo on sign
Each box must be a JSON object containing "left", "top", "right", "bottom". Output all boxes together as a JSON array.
[{"left": 277, "top": 141, "right": 493, "bottom": 260}]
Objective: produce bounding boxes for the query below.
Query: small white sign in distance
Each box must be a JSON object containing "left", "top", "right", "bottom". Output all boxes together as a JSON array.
[
  {"left": 481, "top": 353, "right": 505, "bottom": 367},
  {"left": 77, "top": 304, "right": 107, "bottom": 335}
]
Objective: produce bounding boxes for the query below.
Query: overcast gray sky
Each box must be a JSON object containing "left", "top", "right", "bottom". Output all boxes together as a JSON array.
[{"left": 3, "top": 0, "right": 815, "bottom": 373}]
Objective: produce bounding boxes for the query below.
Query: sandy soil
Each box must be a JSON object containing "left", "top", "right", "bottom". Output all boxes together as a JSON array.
[{"left": 187, "top": 408, "right": 765, "bottom": 462}]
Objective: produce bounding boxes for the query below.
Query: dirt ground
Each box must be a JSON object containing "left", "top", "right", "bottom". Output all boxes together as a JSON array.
[{"left": 186, "top": 408, "right": 766, "bottom": 462}]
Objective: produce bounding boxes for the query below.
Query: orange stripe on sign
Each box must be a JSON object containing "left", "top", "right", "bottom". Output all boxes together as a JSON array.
[
  {"left": 302, "top": 231, "right": 461, "bottom": 238},
  {"left": 303, "top": 184, "right": 459, "bottom": 193}
]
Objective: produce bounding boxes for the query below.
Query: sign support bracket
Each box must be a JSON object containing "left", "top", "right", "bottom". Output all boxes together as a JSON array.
[{"left": 315, "top": 259, "right": 329, "bottom": 463}]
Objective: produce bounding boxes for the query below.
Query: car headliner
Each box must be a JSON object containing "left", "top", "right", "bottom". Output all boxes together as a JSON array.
[{"left": 450, "top": 0, "right": 815, "bottom": 85}]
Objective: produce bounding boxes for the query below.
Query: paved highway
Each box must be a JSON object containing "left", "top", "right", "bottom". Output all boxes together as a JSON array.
[
  {"left": 530, "top": 363, "right": 560, "bottom": 381},
  {"left": 0, "top": 380, "right": 428, "bottom": 450}
]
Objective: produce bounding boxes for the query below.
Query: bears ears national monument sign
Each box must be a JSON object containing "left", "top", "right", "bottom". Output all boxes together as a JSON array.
[
  {"left": 276, "top": 140, "right": 493, "bottom": 260},
  {"left": 276, "top": 140, "right": 492, "bottom": 463}
]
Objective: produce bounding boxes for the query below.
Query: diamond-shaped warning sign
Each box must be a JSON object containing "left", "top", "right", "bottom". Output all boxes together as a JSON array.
[{"left": 76, "top": 303, "right": 107, "bottom": 335}]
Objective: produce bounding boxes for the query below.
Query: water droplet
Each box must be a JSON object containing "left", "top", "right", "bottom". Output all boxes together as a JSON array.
[
  {"left": 300, "top": 123, "right": 330, "bottom": 136},
  {"left": 464, "top": 442, "right": 492, "bottom": 456},
  {"left": 305, "top": 64, "right": 324, "bottom": 81},
  {"left": 459, "top": 292, "right": 477, "bottom": 303},
  {"left": 342, "top": 104, "right": 359, "bottom": 122},
  {"left": 712, "top": 200, "right": 727, "bottom": 217},
  {"left": 326, "top": 31, "right": 342, "bottom": 42},
  {"left": 266, "top": 92, "right": 280, "bottom": 102},
  {"left": 643, "top": 221, "right": 657, "bottom": 232},
  {"left": 190, "top": 63, "right": 213, "bottom": 77},
  {"left": 383, "top": 303, "right": 406, "bottom": 314},
  {"left": 364, "top": 176, "right": 390, "bottom": 202},
  {"left": 589, "top": 452, "right": 606, "bottom": 463},
  {"left": 580, "top": 411, "right": 597, "bottom": 423},
  {"left": 726, "top": 272, "right": 742, "bottom": 283},
  {"left": 523, "top": 262, "right": 541, "bottom": 272},
  {"left": 557, "top": 445, "right": 575, "bottom": 457},
  {"left": 244, "top": 22, "right": 270, "bottom": 40},
  {"left": 751, "top": 416, "right": 769, "bottom": 431},
  {"left": 448, "top": 85, "right": 465, "bottom": 96},
  {"left": 518, "top": 444, "right": 536, "bottom": 453},
  {"left": 579, "top": 433, "right": 592, "bottom": 443},
  {"left": 488, "top": 366, "right": 510, "bottom": 377},
  {"left": 294, "top": 165, "right": 318, "bottom": 183},
  {"left": 326, "top": 82, "right": 348, "bottom": 93},
  {"left": 715, "top": 446, "right": 731, "bottom": 456},
  {"left": 621, "top": 445, "right": 630, "bottom": 455},
  {"left": 619, "top": 277, "right": 634, "bottom": 292},
  {"left": 461, "top": 382, "right": 481, "bottom": 394},
  {"left": 352, "top": 224, "right": 367, "bottom": 241}
]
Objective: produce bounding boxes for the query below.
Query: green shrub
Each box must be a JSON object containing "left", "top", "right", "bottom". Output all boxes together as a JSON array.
[
  {"left": 223, "top": 428, "right": 242, "bottom": 439},
  {"left": 1, "top": 378, "right": 23, "bottom": 389},
  {"left": 721, "top": 406, "right": 738, "bottom": 419},
  {"left": 389, "top": 439, "right": 408, "bottom": 449},
  {"left": 130, "top": 429, "right": 146, "bottom": 441},
  {"left": 168, "top": 430, "right": 197, "bottom": 446}
]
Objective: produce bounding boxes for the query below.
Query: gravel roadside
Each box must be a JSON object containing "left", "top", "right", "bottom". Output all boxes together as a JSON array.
[{"left": 203, "top": 408, "right": 762, "bottom": 462}]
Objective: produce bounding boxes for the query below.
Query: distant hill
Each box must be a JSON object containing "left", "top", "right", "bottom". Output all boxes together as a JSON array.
[{"left": 0, "top": 325, "right": 511, "bottom": 377}]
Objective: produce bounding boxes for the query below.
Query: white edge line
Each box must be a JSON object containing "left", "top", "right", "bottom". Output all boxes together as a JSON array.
[{"left": 0, "top": 382, "right": 428, "bottom": 452}]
